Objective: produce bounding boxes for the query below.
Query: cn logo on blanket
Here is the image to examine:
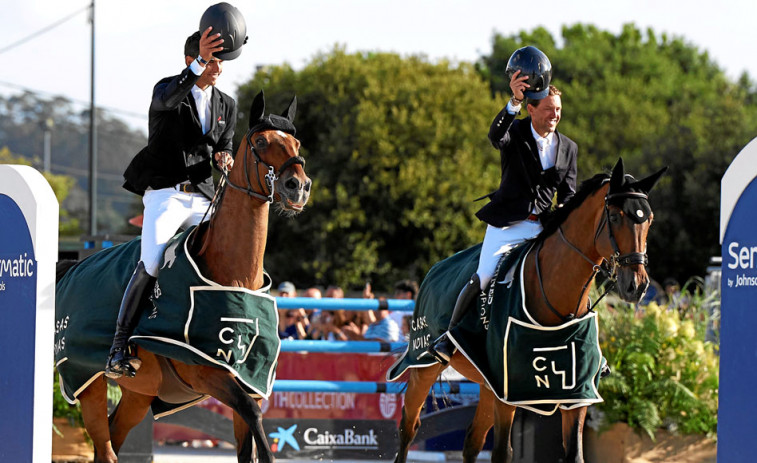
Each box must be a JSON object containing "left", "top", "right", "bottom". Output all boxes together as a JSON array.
[
  {"left": 216, "top": 317, "right": 260, "bottom": 364},
  {"left": 531, "top": 343, "right": 577, "bottom": 390}
]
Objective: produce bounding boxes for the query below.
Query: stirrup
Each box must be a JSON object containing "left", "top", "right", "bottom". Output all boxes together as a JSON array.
[
  {"left": 424, "top": 334, "right": 454, "bottom": 365},
  {"left": 105, "top": 345, "right": 140, "bottom": 379}
]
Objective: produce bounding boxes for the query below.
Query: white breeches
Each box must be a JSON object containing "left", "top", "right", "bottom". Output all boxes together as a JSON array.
[
  {"left": 140, "top": 187, "right": 211, "bottom": 276},
  {"left": 476, "top": 220, "right": 543, "bottom": 289}
]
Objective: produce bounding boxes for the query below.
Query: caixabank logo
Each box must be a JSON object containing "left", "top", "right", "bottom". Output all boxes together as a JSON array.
[{"left": 265, "top": 418, "right": 397, "bottom": 459}]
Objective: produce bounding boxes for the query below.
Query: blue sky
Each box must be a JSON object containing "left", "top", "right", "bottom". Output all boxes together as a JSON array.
[{"left": 2, "top": 0, "right": 755, "bottom": 133}]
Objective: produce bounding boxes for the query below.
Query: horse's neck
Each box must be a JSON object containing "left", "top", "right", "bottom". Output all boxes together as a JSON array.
[
  {"left": 526, "top": 188, "right": 607, "bottom": 324},
  {"left": 198, "top": 190, "right": 270, "bottom": 290}
]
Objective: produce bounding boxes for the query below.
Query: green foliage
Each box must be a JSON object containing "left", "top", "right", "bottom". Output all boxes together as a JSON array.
[
  {"left": 596, "top": 284, "right": 719, "bottom": 438},
  {"left": 52, "top": 372, "right": 83, "bottom": 426},
  {"left": 0, "top": 146, "right": 81, "bottom": 235},
  {"left": 237, "top": 48, "right": 503, "bottom": 290},
  {"left": 0, "top": 92, "right": 146, "bottom": 234},
  {"left": 479, "top": 23, "right": 757, "bottom": 282}
]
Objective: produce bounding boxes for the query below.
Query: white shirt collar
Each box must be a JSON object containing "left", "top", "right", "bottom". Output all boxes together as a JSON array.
[{"left": 530, "top": 124, "right": 554, "bottom": 145}]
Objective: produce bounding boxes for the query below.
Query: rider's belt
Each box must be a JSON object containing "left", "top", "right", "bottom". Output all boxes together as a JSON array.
[
  {"left": 526, "top": 214, "right": 539, "bottom": 222},
  {"left": 176, "top": 183, "right": 198, "bottom": 193}
]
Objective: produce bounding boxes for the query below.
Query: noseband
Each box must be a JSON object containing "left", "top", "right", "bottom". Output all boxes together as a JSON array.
[
  {"left": 221, "top": 130, "right": 306, "bottom": 204},
  {"left": 536, "top": 189, "right": 651, "bottom": 322}
]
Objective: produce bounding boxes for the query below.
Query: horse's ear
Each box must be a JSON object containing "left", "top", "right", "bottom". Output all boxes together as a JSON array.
[
  {"left": 632, "top": 166, "right": 669, "bottom": 194},
  {"left": 248, "top": 90, "right": 265, "bottom": 129},
  {"left": 609, "top": 158, "right": 625, "bottom": 192},
  {"left": 282, "top": 96, "right": 297, "bottom": 122}
]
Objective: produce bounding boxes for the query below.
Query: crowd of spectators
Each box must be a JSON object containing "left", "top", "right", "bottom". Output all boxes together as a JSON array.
[{"left": 274, "top": 280, "right": 418, "bottom": 343}]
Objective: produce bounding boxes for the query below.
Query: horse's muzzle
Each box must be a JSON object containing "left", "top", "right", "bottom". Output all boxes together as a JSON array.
[{"left": 617, "top": 267, "right": 649, "bottom": 303}]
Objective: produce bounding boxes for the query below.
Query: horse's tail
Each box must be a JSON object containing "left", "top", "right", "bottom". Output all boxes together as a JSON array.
[{"left": 56, "top": 259, "right": 79, "bottom": 283}]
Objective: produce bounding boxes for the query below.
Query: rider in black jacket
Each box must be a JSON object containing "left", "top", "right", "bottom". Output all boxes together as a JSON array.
[
  {"left": 106, "top": 12, "right": 245, "bottom": 378},
  {"left": 427, "top": 47, "right": 578, "bottom": 364}
]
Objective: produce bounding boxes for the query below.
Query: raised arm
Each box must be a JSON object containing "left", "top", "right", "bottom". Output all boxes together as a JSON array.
[
  {"left": 150, "top": 27, "right": 224, "bottom": 112},
  {"left": 488, "top": 70, "right": 530, "bottom": 149}
]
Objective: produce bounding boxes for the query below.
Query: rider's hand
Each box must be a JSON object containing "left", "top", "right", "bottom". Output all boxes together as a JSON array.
[
  {"left": 509, "top": 70, "right": 530, "bottom": 102},
  {"left": 199, "top": 27, "right": 225, "bottom": 63},
  {"left": 214, "top": 152, "right": 233, "bottom": 171}
]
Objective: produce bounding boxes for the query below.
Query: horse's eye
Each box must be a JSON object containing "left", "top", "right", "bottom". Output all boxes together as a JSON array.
[
  {"left": 609, "top": 212, "right": 622, "bottom": 224},
  {"left": 255, "top": 137, "right": 267, "bottom": 149}
]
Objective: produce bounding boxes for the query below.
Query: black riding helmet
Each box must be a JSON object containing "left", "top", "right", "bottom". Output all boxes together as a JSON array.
[
  {"left": 200, "top": 2, "right": 248, "bottom": 61},
  {"left": 505, "top": 46, "right": 552, "bottom": 99}
]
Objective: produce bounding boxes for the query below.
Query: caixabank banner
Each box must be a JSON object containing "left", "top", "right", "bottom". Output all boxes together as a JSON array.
[
  {"left": 0, "top": 165, "right": 58, "bottom": 463},
  {"left": 719, "top": 137, "right": 757, "bottom": 461},
  {"left": 264, "top": 418, "right": 398, "bottom": 460}
]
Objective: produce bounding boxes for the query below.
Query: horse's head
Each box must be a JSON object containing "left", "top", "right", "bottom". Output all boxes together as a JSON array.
[
  {"left": 597, "top": 158, "right": 667, "bottom": 303},
  {"left": 227, "top": 90, "right": 311, "bottom": 215}
]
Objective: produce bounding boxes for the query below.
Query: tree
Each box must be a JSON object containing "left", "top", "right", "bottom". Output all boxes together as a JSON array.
[
  {"left": 0, "top": 92, "right": 147, "bottom": 234},
  {"left": 478, "top": 24, "right": 757, "bottom": 282},
  {"left": 236, "top": 49, "right": 504, "bottom": 290},
  {"left": 0, "top": 146, "right": 80, "bottom": 235}
]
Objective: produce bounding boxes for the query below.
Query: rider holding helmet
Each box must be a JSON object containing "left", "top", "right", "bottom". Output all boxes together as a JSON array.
[
  {"left": 106, "top": 3, "right": 247, "bottom": 379},
  {"left": 427, "top": 46, "right": 579, "bottom": 364}
]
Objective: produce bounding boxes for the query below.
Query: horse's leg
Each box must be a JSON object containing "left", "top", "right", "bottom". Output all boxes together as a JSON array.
[
  {"left": 233, "top": 409, "right": 254, "bottom": 463},
  {"left": 107, "top": 387, "right": 154, "bottom": 455},
  {"left": 394, "top": 363, "right": 445, "bottom": 463},
  {"left": 491, "top": 401, "right": 516, "bottom": 463},
  {"left": 78, "top": 376, "right": 117, "bottom": 463},
  {"left": 461, "top": 385, "right": 495, "bottom": 463},
  {"left": 560, "top": 406, "right": 587, "bottom": 463},
  {"left": 178, "top": 365, "right": 273, "bottom": 463}
]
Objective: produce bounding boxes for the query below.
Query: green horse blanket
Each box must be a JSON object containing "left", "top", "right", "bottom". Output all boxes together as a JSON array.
[
  {"left": 387, "top": 242, "right": 604, "bottom": 416},
  {"left": 55, "top": 227, "right": 280, "bottom": 414}
]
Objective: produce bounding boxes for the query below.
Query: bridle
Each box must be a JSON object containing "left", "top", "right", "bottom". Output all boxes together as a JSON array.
[
  {"left": 189, "top": 128, "right": 305, "bottom": 254},
  {"left": 534, "top": 188, "right": 651, "bottom": 322},
  {"left": 219, "top": 129, "right": 306, "bottom": 204}
]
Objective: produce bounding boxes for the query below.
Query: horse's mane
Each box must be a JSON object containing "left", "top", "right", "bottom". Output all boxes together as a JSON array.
[{"left": 536, "top": 172, "right": 610, "bottom": 241}]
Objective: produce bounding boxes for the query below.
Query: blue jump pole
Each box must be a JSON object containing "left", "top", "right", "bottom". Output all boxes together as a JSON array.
[
  {"left": 276, "top": 297, "right": 415, "bottom": 312},
  {"left": 280, "top": 340, "right": 407, "bottom": 353},
  {"left": 273, "top": 380, "right": 480, "bottom": 395}
]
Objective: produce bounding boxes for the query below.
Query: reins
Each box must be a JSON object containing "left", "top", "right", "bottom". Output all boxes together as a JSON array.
[{"left": 534, "top": 189, "right": 651, "bottom": 323}]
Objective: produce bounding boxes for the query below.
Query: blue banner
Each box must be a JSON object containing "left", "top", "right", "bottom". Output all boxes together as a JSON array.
[
  {"left": 0, "top": 194, "right": 37, "bottom": 462},
  {"left": 720, "top": 176, "right": 757, "bottom": 461}
]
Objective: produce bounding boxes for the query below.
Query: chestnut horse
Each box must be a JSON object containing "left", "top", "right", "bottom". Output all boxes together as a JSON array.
[
  {"left": 394, "top": 159, "right": 666, "bottom": 463},
  {"left": 56, "top": 91, "right": 310, "bottom": 463}
]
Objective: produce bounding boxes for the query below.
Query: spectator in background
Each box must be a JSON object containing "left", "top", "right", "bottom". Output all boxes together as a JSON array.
[
  {"left": 302, "top": 286, "right": 322, "bottom": 323},
  {"left": 277, "top": 281, "right": 307, "bottom": 339},
  {"left": 303, "top": 287, "right": 322, "bottom": 299},
  {"left": 344, "top": 281, "right": 400, "bottom": 342},
  {"left": 663, "top": 277, "right": 689, "bottom": 314},
  {"left": 401, "top": 315, "right": 412, "bottom": 341},
  {"left": 389, "top": 279, "right": 418, "bottom": 333},
  {"left": 325, "top": 285, "right": 344, "bottom": 299},
  {"left": 278, "top": 281, "right": 296, "bottom": 298},
  {"left": 342, "top": 281, "right": 377, "bottom": 340},
  {"left": 309, "top": 310, "right": 350, "bottom": 341},
  {"left": 363, "top": 302, "right": 400, "bottom": 342}
]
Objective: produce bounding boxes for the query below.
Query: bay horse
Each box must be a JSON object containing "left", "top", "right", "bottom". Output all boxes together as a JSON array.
[
  {"left": 394, "top": 159, "right": 666, "bottom": 463},
  {"left": 55, "top": 91, "right": 310, "bottom": 463}
]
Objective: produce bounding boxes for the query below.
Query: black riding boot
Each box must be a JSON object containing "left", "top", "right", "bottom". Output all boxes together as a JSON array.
[
  {"left": 426, "top": 273, "right": 481, "bottom": 365},
  {"left": 105, "top": 261, "right": 155, "bottom": 379}
]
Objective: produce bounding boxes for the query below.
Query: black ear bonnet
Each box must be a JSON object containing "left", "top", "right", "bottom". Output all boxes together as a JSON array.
[
  {"left": 248, "top": 90, "right": 297, "bottom": 136},
  {"left": 607, "top": 159, "right": 668, "bottom": 224}
]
